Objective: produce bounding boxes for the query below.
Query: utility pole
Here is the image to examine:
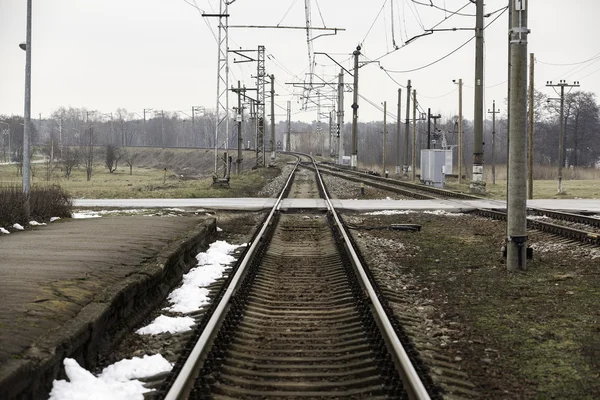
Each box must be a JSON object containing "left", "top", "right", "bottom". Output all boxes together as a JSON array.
[
  {"left": 412, "top": 90, "right": 417, "bottom": 181},
  {"left": 329, "top": 110, "right": 334, "bottom": 158},
  {"left": 286, "top": 100, "right": 291, "bottom": 151},
  {"left": 160, "top": 110, "right": 165, "bottom": 147},
  {"left": 395, "top": 89, "right": 401, "bottom": 174},
  {"left": 528, "top": 53, "right": 534, "bottom": 199},
  {"left": 488, "top": 101, "right": 500, "bottom": 185},
  {"left": 546, "top": 79, "right": 579, "bottom": 193},
  {"left": 232, "top": 81, "right": 244, "bottom": 174},
  {"left": 404, "top": 80, "right": 411, "bottom": 177},
  {"left": 382, "top": 101, "right": 387, "bottom": 177},
  {"left": 22, "top": 0, "right": 32, "bottom": 215},
  {"left": 506, "top": 0, "right": 529, "bottom": 271},
  {"left": 472, "top": 0, "right": 486, "bottom": 194},
  {"left": 427, "top": 109, "right": 441, "bottom": 149},
  {"left": 455, "top": 79, "right": 464, "bottom": 184},
  {"left": 337, "top": 69, "right": 344, "bottom": 165},
  {"left": 351, "top": 45, "right": 360, "bottom": 170},
  {"left": 270, "top": 74, "right": 276, "bottom": 161},
  {"left": 192, "top": 106, "right": 203, "bottom": 147},
  {"left": 427, "top": 108, "right": 431, "bottom": 150}
]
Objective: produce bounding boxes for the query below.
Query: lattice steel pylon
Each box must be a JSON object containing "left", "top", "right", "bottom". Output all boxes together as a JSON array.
[
  {"left": 213, "top": 0, "right": 233, "bottom": 182},
  {"left": 255, "top": 45, "right": 266, "bottom": 168}
]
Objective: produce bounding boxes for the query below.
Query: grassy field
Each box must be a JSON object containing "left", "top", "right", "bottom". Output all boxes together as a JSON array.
[
  {"left": 0, "top": 148, "right": 295, "bottom": 199},
  {"left": 1, "top": 152, "right": 598, "bottom": 200}
]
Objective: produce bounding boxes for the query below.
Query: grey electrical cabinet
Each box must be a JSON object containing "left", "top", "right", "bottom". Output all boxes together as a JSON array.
[{"left": 420, "top": 149, "right": 447, "bottom": 188}]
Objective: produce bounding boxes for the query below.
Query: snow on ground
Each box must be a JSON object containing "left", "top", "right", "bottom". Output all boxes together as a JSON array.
[
  {"left": 50, "top": 217, "right": 61, "bottom": 222},
  {"left": 423, "top": 210, "right": 465, "bottom": 216},
  {"left": 12, "top": 223, "right": 24, "bottom": 230},
  {"left": 137, "top": 240, "right": 246, "bottom": 334},
  {"left": 364, "top": 210, "right": 415, "bottom": 216},
  {"left": 29, "top": 221, "right": 46, "bottom": 226},
  {"left": 48, "top": 355, "right": 171, "bottom": 400},
  {"left": 136, "top": 315, "right": 195, "bottom": 335},
  {"left": 1, "top": 227, "right": 9, "bottom": 234},
  {"left": 72, "top": 211, "right": 102, "bottom": 219}
]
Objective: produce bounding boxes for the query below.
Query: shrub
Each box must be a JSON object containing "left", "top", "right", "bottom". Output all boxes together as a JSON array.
[{"left": 0, "top": 184, "right": 72, "bottom": 228}]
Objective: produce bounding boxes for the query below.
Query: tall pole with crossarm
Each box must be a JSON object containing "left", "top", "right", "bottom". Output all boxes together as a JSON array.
[{"left": 21, "top": 0, "right": 33, "bottom": 219}]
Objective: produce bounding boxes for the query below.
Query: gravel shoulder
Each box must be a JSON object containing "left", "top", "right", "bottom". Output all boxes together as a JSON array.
[{"left": 344, "top": 210, "right": 600, "bottom": 399}]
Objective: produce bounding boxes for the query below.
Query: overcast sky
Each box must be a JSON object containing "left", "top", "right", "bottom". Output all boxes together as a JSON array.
[{"left": 1, "top": 0, "right": 599, "bottom": 124}]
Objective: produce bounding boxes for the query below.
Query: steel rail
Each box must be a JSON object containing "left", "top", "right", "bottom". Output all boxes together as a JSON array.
[
  {"left": 312, "top": 159, "right": 432, "bottom": 400},
  {"left": 163, "top": 157, "right": 301, "bottom": 400}
]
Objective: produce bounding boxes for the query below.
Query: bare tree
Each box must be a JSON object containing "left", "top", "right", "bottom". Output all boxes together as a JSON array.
[
  {"left": 84, "top": 126, "right": 94, "bottom": 181},
  {"left": 105, "top": 144, "right": 121, "bottom": 173},
  {"left": 122, "top": 148, "right": 139, "bottom": 176},
  {"left": 61, "top": 146, "right": 80, "bottom": 178}
]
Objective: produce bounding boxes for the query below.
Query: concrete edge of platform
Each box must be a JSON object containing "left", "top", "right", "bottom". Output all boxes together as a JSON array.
[{"left": 0, "top": 218, "right": 217, "bottom": 400}]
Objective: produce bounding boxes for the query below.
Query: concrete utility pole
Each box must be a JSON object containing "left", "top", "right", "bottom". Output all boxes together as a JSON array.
[
  {"left": 270, "top": 74, "right": 276, "bottom": 161},
  {"left": 528, "top": 53, "right": 534, "bottom": 199},
  {"left": 427, "top": 108, "right": 431, "bottom": 149},
  {"left": 329, "top": 110, "right": 334, "bottom": 158},
  {"left": 412, "top": 90, "right": 417, "bottom": 181},
  {"left": 337, "top": 69, "right": 345, "bottom": 165},
  {"left": 546, "top": 79, "right": 579, "bottom": 193},
  {"left": 234, "top": 81, "right": 244, "bottom": 174},
  {"left": 455, "top": 79, "right": 464, "bottom": 184},
  {"left": 488, "top": 101, "right": 500, "bottom": 185},
  {"left": 427, "top": 109, "right": 441, "bottom": 149},
  {"left": 351, "top": 46, "right": 360, "bottom": 169},
  {"left": 161, "top": 110, "right": 165, "bottom": 147},
  {"left": 396, "top": 89, "right": 401, "bottom": 174},
  {"left": 286, "top": 100, "right": 291, "bottom": 151},
  {"left": 22, "top": 0, "right": 32, "bottom": 217},
  {"left": 192, "top": 106, "right": 203, "bottom": 147},
  {"left": 404, "top": 80, "right": 411, "bottom": 177},
  {"left": 506, "top": 0, "right": 529, "bottom": 271},
  {"left": 382, "top": 101, "right": 387, "bottom": 176},
  {"left": 472, "top": 0, "right": 486, "bottom": 193}
]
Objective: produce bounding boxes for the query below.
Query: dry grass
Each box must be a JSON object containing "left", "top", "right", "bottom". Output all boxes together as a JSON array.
[{"left": 0, "top": 148, "right": 294, "bottom": 199}]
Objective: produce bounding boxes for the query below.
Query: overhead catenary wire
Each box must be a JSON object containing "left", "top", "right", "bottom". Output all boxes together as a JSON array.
[
  {"left": 381, "top": 5, "right": 507, "bottom": 74},
  {"left": 536, "top": 52, "right": 600, "bottom": 66}
]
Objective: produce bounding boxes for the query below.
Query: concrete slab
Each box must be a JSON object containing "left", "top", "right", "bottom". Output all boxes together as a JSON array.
[
  {"left": 74, "top": 198, "right": 600, "bottom": 214},
  {"left": 0, "top": 216, "right": 214, "bottom": 399},
  {"left": 75, "top": 198, "right": 276, "bottom": 211}
]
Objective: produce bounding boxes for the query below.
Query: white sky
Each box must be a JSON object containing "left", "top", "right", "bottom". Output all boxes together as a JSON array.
[{"left": 1, "top": 0, "right": 599, "bottom": 123}]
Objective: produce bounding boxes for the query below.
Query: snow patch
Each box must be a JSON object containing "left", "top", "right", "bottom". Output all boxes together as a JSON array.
[
  {"left": 48, "top": 355, "right": 171, "bottom": 400},
  {"left": 12, "top": 223, "right": 24, "bottom": 230},
  {"left": 1, "top": 227, "right": 9, "bottom": 234},
  {"left": 423, "top": 210, "right": 465, "bottom": 216},
  {"left": 364, "top": 210, "right": 414, "bottom": 216},
  {"left": 29, "top": 221, "right": 47, "bottom": 226},
  {"left": 72, "top": 211, "right": 101, "bottom": 219},
  {"left": 136, "top": 315, "right": 195, "bottom": 335},
  {"left": 217, "top": 226, "right": 223, "bottom": 232},
  {"left": 50, "top": 217, "right": 61, "bottom": 222}
]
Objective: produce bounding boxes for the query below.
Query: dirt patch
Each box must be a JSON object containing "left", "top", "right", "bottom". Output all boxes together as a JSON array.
[{"left": 344, "top": 211, "right": 600, "bottom": 399}]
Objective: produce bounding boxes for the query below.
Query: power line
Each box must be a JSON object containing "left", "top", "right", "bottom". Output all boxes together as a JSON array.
[
  {"left": 536, "top": 52, "right": 600, "bottom": 66},
  {"left": 361, "top": 0, "right": 388, "bottom": 46},
  {"left": 367, "top": 1, "right": 473, "bottom": 63},
  {"left": 277, "top": 0, "right": 299, "bottom": 26},
  {"left": 381, "top": 5, "right": 507, "bottom": 74}
]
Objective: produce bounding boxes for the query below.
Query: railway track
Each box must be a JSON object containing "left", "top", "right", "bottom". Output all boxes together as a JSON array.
[
  {"left": 309, "top": 160, "right": 600, "bottom": 247},
  {"left": 160, "top": 156, "right": 437, "bottom": 399}
]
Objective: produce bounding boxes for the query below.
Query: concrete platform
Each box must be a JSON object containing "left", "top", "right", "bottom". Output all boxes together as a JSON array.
[
  {"left": 74, "top": 198, "right": 600, "bottom": 213},
  {"left": 0, "top": 215, "right": 215, "bottom": 399}
]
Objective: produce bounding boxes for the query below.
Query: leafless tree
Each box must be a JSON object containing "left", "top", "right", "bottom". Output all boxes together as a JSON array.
[
  {"left": 61, "top": 146, "right": 80, "bottom": 178},
  {"left": 105, "top": 144, "right": 122, "bottom": 173},
  {"left": 122, "top": 148, "right": 139, "bottom": 176}
]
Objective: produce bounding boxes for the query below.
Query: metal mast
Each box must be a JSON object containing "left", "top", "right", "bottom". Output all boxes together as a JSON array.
[
  {"left": 302, "top": 0, "right": 315, "bottom": 110},
  {"left": 210, "top": 0, "right": 234, "bottom": 181},
  {"left": 256, "top": 45, "right": 266, "bottom": 167}
]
